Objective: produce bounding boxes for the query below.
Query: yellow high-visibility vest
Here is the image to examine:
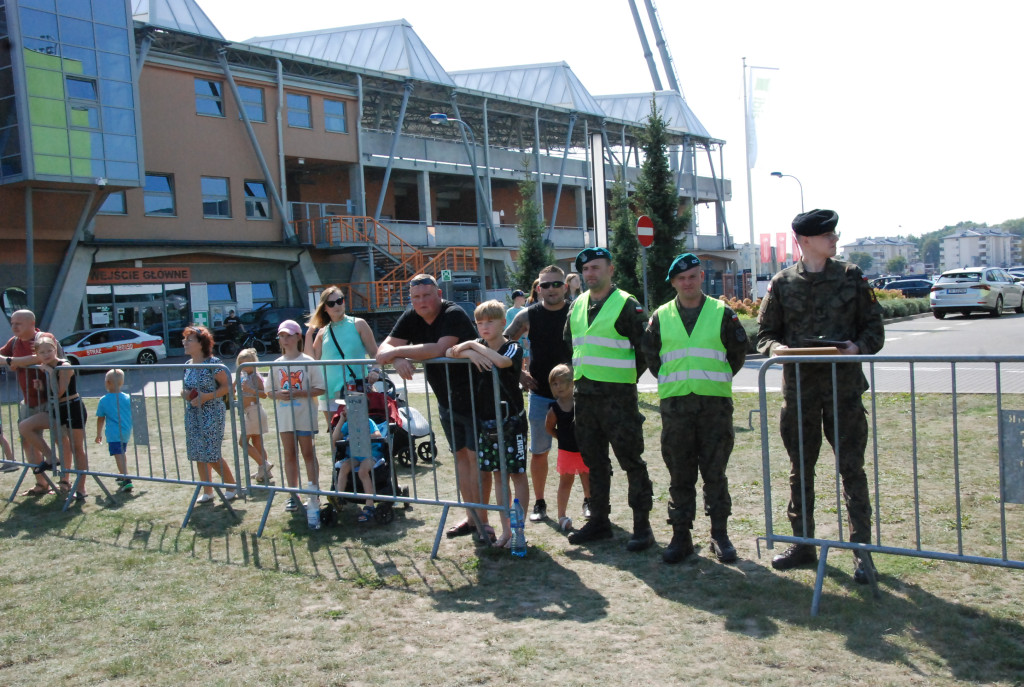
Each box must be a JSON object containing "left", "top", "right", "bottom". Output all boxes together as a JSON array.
[
  {"left": 570, "top": 289, "right": 636, "bottom": 383},
  {"left": 656, "top": 297, "right": 732, "bottom": 398}
]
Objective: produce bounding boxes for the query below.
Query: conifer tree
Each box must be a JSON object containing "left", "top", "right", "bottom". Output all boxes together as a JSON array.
[
  {"left": 510, "top": 175, "right": 554, "bottom": 292},
  {"left": 608, "top": 175, "right": 642, "bottom": 300}
]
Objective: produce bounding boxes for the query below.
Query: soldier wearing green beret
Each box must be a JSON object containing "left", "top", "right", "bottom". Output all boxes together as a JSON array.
[
  {"left": 562, "top": 247, "right": 655, "bottom": 551},
  {"left": 755, "top": 209, "right": 885, "bottom": 583},
  {"left": 642, "top": 253, "right": 747, "bottom": 563}
]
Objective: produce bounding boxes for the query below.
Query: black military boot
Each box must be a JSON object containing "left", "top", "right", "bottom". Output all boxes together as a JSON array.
[
  {"left": 567, "top": 517, "right": 613, "bottom": 545},
  {"left": 709, "top": 528, "right": 738, "bottom": 563},
  {"left": 662, "top": 526, "right": 694, "bottom": 564},
  {"left": 770, "top": 543, "right": 817, "bottom": 570},
  {"left": 626, "top": 512, "right": 655, "bottom": 552}
]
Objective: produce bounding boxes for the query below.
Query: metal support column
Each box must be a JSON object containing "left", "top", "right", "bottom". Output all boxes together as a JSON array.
[
  {"left": 25, "top": 187, "right": 34, "bottom": 312},
  {"left": 533, "top": 108, "right": 543, "bottom": 226},
  {"left": 546, "top": 113, "right": 577, "bottom": 240},
  {"left": 373, "top": 82, "right": 413, "bottom": 222}
]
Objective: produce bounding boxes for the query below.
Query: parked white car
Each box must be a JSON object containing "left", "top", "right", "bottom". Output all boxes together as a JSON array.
[
  {"left": 60, "top": 328, "right": 167, "bottom": 366},
  {"left": 929, "top": 268, "right": 1024, "bottom": 319}
]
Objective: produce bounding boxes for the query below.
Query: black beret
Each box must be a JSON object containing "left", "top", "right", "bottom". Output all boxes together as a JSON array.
[
  {"left": 666, "top": 253, "right": 702, "bottom": 281},
  {"left": 511, "top": 290, "right": 526, "bottom": 298},
  {"left": 575, "top": 247, "right": 612, "bottom": 273},
  {"left": 792, "top": 209, "right": 839, "bottom": 236}
]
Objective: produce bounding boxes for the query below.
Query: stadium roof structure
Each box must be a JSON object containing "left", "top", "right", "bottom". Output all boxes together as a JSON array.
[
  {"left": 595, "top": 91, "right": 712, "bottom": 140},
  {"left": 244, "top": 20, "right": 455, "bottom": 86},
  {"left": 450, "top": 63, "right": 605, "bottom": 117},
  {"left": 131, "top": 0, "right": 224, "bottom": 41}
]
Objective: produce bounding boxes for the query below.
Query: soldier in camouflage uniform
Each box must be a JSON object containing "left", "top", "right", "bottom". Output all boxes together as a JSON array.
[
  {"left": 562, "top": 247, "right": 654, "bottom": 551},
  {"left": 643, "top": 254, "right": 747, "bottom": 564},
  {"left": 756, "top": 209, "right": 885, "bottom": 583}
]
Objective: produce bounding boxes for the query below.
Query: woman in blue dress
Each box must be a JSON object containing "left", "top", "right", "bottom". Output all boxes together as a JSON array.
[
  {"left": 180, "top": 326, "right": 237, "bottom": 503},
  {"left": 308, "top": 286, "right": 381, "bottom": 425}
]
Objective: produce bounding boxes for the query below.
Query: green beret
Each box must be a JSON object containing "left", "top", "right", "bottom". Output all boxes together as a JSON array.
[
  {"left": 666, "top": 253, "right": 702, "bottom": 281},
  {"left": 575, "top": 247, "right": 612, "bottom": 273}
]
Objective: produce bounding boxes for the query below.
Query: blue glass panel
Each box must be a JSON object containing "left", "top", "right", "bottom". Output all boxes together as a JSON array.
[
  {"left": 251, "top": 283, "right": 274, "bottom": 300},
  {"left": 69, "top": 103, "right": 99, "bottom": 128},
  {"left": 145, "top": 174, "right": 171, "bottom": 193},
  {"left": 101, "top": 79, "right": 133, "bottom": 107},
  {"left": 95, "top": 24, "right": 128, "bottom": 55},
  {"left": 98, "top": 191, "right": 125, "bottom": 213},
  {"left": 201, "top": 176, "right": 227, "bottom": 194},
  {"left": 57, "top": 0, "right": 90, "bottom": 20},
  {"left": 58, "top": 15, "right": 93, "bottom": 48},
  {"left": 66, "top": 76, "right": 97, "bottom": 99},
  {"left": 102, "top": 132, "right": 135, "bottom": 161},
  {"left": 105, "top": 160, "right": 137, "bottom": 181},
  {"left": 92, "top": 0, "right": 126, "bottom": 26},
  {"left": 101, "top": 106, "right": 134, "bottom": 134},
  {"left": 20, "top": 8, "right": 59, "bottom": 40},
  {"left": 61, "top": 45, "right": 97, "bottom": 76},
  {"left": 1, "top": 154, "right": 23, "bottom": 177},
  {"left": 20, "top": 0, "right": 57, "bottom": 11},
  {"left": 1, "top": 124, "right": 20, "bottom": 155},
  {"left": 98, "top": 51, "right": 130, "bottom": 81},
  {"left": 23, "top": 37, "right": 61, "bottom": 60},
  {"left": 207, "top": 284, "right": 232, "bottom": 301}
]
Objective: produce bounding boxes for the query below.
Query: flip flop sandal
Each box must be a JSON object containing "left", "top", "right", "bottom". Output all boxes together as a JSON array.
[
  {"left": 22, "top": 484, "right": 51, "bottom": 496},
  {"left": 477, "top": 526, "right": 497, "bottom": 545},
  {"left": 58, "top": 481, "right": 71, "bottom": 495},
  {"left": 446, "top": 520, "right": 475, "bottom": 538}
]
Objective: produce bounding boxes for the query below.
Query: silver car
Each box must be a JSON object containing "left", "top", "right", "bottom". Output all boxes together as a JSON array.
[{"left": 929, "top": 267, "right": 1024, "bottom": 319}]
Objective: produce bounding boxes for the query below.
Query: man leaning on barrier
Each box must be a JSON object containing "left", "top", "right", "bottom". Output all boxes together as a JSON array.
[
  {"left": 376, "top": 274, "right": 490, "bottom": 540},
  {"left": 755, "top": 209, "right": 885, "bottom": 584},
  {"left": 643, "top": 253, "right": 747, "bottom": 564},
  {"left": 562, "top": 247, "right": 654, "bottom": 551}
]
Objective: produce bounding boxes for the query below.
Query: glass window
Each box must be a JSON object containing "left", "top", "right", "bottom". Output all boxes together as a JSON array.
[
  {"left": 68, "top": 103, "right": 99, "bottom": 129},
  {"left": 20, "top": 8, "right": 59, "bottom": 41},
  {"left": 62, "top": 45, "right": 98, "bottom": 76},
  {"left": 56, "top": 0, "right": 90, "bottom": 20},
  {"left": 98, "top": 52, "right": 131, "bottom": 81},
  {"left": 237, "top": 85, "right": 265, "bottom": 123},
  {"left": 207, "top": 284, "right": 232, "bottom": 301},
  {"left": 201, "top": 176, "right": 230, "bottom": 218},
  {"left": 92, "top": 0, "right": 127, "bottom": 26},
  {"left": 20, "top": 0, "right": 58, "bottom": 11},
  {"left": 244, "top": 180, "right": 271, "bottom": 219},
  {"left": 324, "top": 99, "right": 347, "bottom": 133},
  {"left": 105, "top": 161, "right": 137, "bottom": 181},
  {"left": 101, "top": 79, "right": 133, "bottom": 107},
  {"left": 58, "top": 15, "right": 94, "bottom": 48},
  {"left": 286, "top": 93, "right": 311, "bottom": 128},
  {"left": 101, "top": 106, "right": 134, "bottom": 134},
  {"left": 98, "top": 190, "right": 125, "bottom": 214},
  {"left": 144, "top": 173, "right": 175, "bottom": 216},
  {"left": 66, "top": 76, "right": 97, "bottom": 100},
  {"left": 94, "top": 25, "right": 128, "bottom": 55},
  {"left": 102, "top": 133, "right": 135, "bottom": 161},
  {"left": 194, "top": 78, "right": 224, "bottom": 117},
  {"left": 251, "top": 283, "right": 274, "bottom": 301}
]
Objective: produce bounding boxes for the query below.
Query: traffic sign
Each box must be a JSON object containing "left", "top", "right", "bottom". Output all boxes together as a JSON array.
[
  {"left": 441, "top": 270, "right": 453, "bottom": 282},
  {"left": 636, "top": 215, "right": 654, "bottom": 248}
]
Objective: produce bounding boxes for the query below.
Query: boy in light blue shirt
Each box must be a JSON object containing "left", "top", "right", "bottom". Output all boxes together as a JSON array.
[{"left": 95, "top": 369, "right": 133, "bottom": 492}]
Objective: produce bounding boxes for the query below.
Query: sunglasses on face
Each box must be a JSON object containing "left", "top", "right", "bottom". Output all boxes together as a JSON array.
[
  {"left": 539, "top": 281, "right": 565, "bottom": 289},
  {"left": 409, "top": 277, "right": 436, "bottom": 288},
  {"left": 325, "top": 297, "right": 345, "bottom": 307}
]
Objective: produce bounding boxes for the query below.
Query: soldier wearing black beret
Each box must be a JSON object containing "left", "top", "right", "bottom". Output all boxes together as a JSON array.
[{"left": 755, "top": 209, "right": 885, "bottom": 583}]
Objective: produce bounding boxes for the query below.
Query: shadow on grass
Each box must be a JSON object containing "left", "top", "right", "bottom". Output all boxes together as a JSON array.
[{"left": 620, "top": 544, "right": 1024, "bottom": 683}]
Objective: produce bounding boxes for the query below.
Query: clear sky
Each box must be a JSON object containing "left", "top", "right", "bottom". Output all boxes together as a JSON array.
[{"left": 197, "top": 0, "right": 1024, "bottom": 246}]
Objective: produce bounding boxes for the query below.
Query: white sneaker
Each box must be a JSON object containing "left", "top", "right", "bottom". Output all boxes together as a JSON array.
[
  {"left": 195, "top": 493, "right": 214, "bottom": 504},
  {"left": 558, "top": 516, "right": 573, "bottom": 532},
  {"left": 223, "top": 489, "right": 238, "bottom": 501}
]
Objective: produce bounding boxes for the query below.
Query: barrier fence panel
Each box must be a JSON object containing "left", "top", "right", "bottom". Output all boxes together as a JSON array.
[
  {"left": 757, "top": 353, "right": 1024, "bottom": 615},
  {"left": 2, "top": 362, "right": 244, "bottom": 526},
  {"left": 239, "top": 357, "right": 516, "bottom": 558}
]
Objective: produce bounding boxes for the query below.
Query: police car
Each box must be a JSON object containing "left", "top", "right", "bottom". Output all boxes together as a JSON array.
[{"left": 59, "top": 328, "right": 167, "bottom": 366}]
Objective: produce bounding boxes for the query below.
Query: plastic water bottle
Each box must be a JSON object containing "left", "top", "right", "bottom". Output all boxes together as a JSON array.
[
  {"left": 510, "top": 498, "right": 526, "bottom": 558},
  {"left": 305, "top": 482, "right": 321, "bottom": 530}
]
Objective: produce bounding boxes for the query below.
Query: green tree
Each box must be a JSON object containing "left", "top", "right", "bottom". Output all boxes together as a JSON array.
[
  {"left": 608, "top": 175, "right": 641, "bottom": 299},
  {"left": 920, "top": 237, "right": 941, "bottom": 267},
  {"left": 509, "top": 175, "right": 554, "bottom": 292},
  {"left": 886, "top": 255, "right": 908, "bottom": 274},
  {"left": 633, "top": 99, "right": 687, "bottom": 306},
  {"left": 849, "top": 251, "right": 874, "bottom": 271}
]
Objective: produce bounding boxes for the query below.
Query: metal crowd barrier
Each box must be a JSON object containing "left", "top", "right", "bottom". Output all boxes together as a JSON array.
[
  {"left": 1, "top": 362, "right": 243, "bottom": 526},
  {"left": 757, "top": 354, "right": 1024, "bottom": 615},
  {"left": 237, "top": 357, "right": 515, "bottom": 558}
]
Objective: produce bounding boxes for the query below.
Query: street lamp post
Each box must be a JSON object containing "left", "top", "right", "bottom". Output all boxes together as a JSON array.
[
  {"left": 429, "top": 113, "right": 487, "bottom": 300},
  {"left": 770, "top": 171, "right": 805, "bottom": 212}
]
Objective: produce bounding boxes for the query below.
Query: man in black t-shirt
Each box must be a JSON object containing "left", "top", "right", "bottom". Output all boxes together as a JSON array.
[
  {"left": 503, "top": 265, "right": 573, "bottom": 523},
  {"left": 377, "top": 274, "right": 485, "bottom": 538}
]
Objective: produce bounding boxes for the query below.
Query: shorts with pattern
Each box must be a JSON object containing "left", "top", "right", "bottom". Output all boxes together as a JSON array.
[{"left": 477, "top": 413, "right": 527, "bottom": 473}]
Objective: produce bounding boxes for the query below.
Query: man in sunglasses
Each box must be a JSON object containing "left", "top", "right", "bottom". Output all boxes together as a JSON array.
[
  {"left": 504, "top": 265, "right": 580, "bottom": 523},
  {"left": 376, "top": 274, "right": 488, "bottom": 539},
  {"left": 756, "top": 209, "right": 884, "bottom": 583},
  {"left": 562, "top": 247, "right": 654, "bottom": 552}
]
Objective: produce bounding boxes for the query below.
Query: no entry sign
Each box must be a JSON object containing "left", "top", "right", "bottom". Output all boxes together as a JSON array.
[{"left": 636, "top": 215, "right": 654, "bottom": 248}]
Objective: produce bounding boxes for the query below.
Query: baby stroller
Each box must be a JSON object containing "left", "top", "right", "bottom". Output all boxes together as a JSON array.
[
  {"left": 325, "top": 405, "right": 409, "bottom": 528},
  {"left": 372, "top": 377, "right": 436, "bottom": 467}
]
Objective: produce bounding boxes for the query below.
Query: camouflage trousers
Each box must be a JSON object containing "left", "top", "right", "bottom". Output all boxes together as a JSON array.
[
  {"left": 659, "top": 395, "right": 734, "bottom": 529},
  {"left": 574, "top": 390, "right": 652, "bottom": 521},
  {"left": 780, "top": 376, "right": 872, "bottom": 544}
]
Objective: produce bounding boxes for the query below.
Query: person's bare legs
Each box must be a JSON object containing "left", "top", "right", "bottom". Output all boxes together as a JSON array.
[
  {"left": 454, "top": 447, "right": 489, "bottom": 528},
  {"left": 530, "top": 450, "right": 549, "bottom": 504},
  {"left": 297, "top": 434, "right": 319, "bottom": 489},
  {"left": 557, "top": 473, "right": 575, "bottom": 520}
]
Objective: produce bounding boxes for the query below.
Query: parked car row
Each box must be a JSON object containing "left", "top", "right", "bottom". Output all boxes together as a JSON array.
[{"left": 929, "top": 267, "right": 1024, "bottom": 319}]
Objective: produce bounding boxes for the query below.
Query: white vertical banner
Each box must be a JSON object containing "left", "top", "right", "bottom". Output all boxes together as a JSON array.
[
  {"left": 236, "top": 282, "right": 253, "bottom": 313},
  {"left": 589, "top": 132, "right": 606, "bottom": 248},
  {"left": 746, "top": 70, "right": 773, "bottom": 169}
]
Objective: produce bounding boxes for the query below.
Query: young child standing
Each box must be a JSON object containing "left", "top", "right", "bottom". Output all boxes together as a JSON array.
[
  {"left": 236, "top": 348, "right": 274, "bottom": 484},
  {"left": 447, "top": 300, "right": 527, "bottom": 548},
  {"left": 330, "top": 400, "right": 384, "bottom": 523},
  {"left": 95, "top": 368, "right": 133, "bottom": 492},
  {"left": 544, "top": 363, "right": 591, "bottom": 532},
  {"left": 269, "top": 320, "right": 325, "bottom": 512}
]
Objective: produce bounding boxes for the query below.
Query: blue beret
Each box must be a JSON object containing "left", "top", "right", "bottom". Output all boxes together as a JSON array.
[
  {"left": 666, "top": 253, "right": 702, "bottom": 281},
  {"left": 792, "top": 209, "right": 839, "bottom": 236},
  {"left": 575, "top": 247, "right": 612, "bottom": 273}
]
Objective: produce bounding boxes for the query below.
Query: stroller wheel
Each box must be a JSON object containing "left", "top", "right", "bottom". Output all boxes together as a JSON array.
[
  {"left": 375, "top": 503, "right": 395, "bottom": 524},
  {"left": 393, "top": 446, "right": 412, "bottom": 467},
  {"left": 417, "top": 438, "right": 437, "bottom": 463}
]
